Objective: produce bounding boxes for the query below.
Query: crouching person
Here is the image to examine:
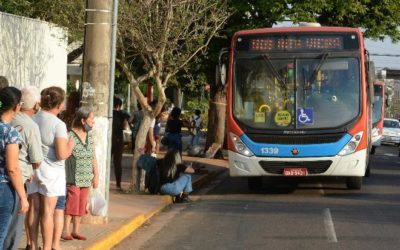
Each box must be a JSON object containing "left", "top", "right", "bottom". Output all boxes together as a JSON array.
[{"left": 159, "top": 150, "right": 194, "bottom": 203}]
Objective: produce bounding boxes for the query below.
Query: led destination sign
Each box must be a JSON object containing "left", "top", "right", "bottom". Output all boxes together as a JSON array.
[
  {"left": 251, "top": 37, "right": 342, "bottom": 51},
  {"left": 236, "top": 33, "right": 359, "bottom": 52}
]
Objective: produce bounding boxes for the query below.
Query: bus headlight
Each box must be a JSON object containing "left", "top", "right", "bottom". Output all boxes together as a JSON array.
[
  {"left": 230, "top": 133, "right": 254, "bottom": 157},
  {"left": 338, "top": 131, "right": 363, "bottom": 156}
]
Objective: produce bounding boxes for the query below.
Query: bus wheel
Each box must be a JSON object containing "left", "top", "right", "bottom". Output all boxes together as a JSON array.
[
  {"left": 346, "top": 177, "right": 362, "bottom": 190},
  {"left": 370, "top": 146, "right": 376, "bottom": 155},
  {"left": 248, "top": 177, "right": 262, "bottom": 190}
]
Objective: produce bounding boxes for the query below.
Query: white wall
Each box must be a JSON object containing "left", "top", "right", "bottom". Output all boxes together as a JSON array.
[{"left": 0, "top": 12, "right": 67, "bottom": 90}]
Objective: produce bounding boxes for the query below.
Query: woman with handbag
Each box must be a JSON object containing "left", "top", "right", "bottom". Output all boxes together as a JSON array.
[{"left": 61, "top": 107, "right": 99, "bottom": 241}]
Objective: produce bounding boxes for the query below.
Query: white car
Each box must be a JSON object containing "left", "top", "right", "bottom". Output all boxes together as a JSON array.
[{"left": 382, "top": 118, "right": 400, "bottom": 145}]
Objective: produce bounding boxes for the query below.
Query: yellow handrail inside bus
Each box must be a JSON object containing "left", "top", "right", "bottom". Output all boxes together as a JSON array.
[{"left": 258, "top": 104, "right": 271, "bottom": 112}]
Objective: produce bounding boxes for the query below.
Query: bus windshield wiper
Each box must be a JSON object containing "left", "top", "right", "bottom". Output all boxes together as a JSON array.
[
  {"left": 261, "top": 54, "right": 286, "bottom": 90},
  {"left": 307, "top": 52, "right": 330, "bottom": 86}
]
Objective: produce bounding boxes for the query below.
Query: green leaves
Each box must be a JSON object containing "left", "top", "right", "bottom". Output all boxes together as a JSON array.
[
  {"left": 224, "top": 0, "right": 400, "bottom": 41},
  {"left": 285, "top": 0, "right": 400, "bottom": 41},
  {"left": 0, "top": 0, "right": 85, "bottom": 43}
]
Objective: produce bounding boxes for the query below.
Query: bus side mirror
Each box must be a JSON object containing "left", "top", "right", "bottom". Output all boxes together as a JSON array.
[
  {"left": 217, "top": 48, "right": 229, "bottom": 86},
  {"left": 367, "top": 61, "right": 376, "bottom": 84},
  {"left": 366, "top": 61, "right": 375, "bottom": 104},
  {"left": 220, "top": 64, "right": 227, "bottom": 86}
]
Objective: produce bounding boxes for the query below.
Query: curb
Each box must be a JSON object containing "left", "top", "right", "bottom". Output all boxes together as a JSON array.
[
  {"left": 86, "top": 169, "right": 223, "bottom": 250},
  {"left": 86, "top": 195, "right": 173, "bottom": 250}
]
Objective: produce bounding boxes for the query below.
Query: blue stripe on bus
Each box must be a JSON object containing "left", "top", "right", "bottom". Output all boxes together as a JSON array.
[{"left": 240, "top": 133, "right": 352, "bottom": 157}]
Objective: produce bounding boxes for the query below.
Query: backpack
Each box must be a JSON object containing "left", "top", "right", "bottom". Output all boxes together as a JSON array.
[{"left": 137, "top": 154, "right": 160, "bottom": 194}]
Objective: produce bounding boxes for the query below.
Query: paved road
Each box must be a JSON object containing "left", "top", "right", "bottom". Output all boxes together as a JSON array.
[{"left": 115, "top": 145, "right": 400, "bottom": 250}]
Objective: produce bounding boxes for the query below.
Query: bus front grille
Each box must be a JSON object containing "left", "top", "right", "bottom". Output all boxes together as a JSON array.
[
  {"left": 247, "top": 134, "right": 345, "bottom": 144},
  {"left": 259, "top": 160, "right": 332, "bottom": 174}
]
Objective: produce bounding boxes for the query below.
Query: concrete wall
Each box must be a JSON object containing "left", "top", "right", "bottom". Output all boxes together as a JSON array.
[{"left": 0, "top": 12, "right": 67, "bottom": 90}]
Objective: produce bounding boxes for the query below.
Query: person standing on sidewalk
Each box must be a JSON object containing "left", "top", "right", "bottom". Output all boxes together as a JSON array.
[
  {"left": 4, "top": 86, "right": 42, "bottom": 250},
  {"left": 165, "top": 107, "right": 190, "bottom": 155},
  {"left": 33, "top": 87, "right": 75, "bottom": 250},
  {"left": 190, "top": 109, "right": 203, "bottom": 147},
  {"left": 159, "top": 150, "right": 194, "bottom": 203},
  {"left": 62, "top": 107, "right": 99, "bottom": 241},
  {"left": 112, "top": 97, "right": 129, "bottom": 190},
  {"left": 129, "top": 103, "right": 143, "bottom": 151},
  {"left": 58, "top": 91, "right": 80, "bottom": 131},
  {"left": 145, "top": 100, "right": 158, "bottom": 155},
  {"left": 0, "top": 87, "right": 29, "bottom": 247}
]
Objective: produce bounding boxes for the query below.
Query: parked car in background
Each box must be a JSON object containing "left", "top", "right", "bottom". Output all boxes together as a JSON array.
[{"left": 382, "top": 118, "right": 400, "bottom": 145}]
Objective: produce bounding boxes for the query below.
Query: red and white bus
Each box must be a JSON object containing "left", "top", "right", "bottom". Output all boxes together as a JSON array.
[
  {"left": 223, "top": 25, "right": 375, "bottom": 190},
  {"left": 371, "top": 81, "right": 385, "bottom": 154}
]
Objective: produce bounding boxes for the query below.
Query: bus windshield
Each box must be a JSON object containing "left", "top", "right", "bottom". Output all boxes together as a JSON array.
[
  {"left": 233, "top": 56, "right": 360, "bottom": 130},
  {"left": 372, "top": 85, "right": 383, "bottom": 125}
]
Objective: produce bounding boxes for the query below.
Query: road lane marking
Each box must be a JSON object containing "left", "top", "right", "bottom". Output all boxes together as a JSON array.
[
  {"left": 323, "top": 208, "right": 338, "bottom": 243},
  {"left": 383, "top": 153, "right": 397, "bottom": 157}
]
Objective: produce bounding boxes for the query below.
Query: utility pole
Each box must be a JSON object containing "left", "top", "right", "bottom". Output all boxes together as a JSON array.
[{"left": 81, "top": 0, "right": 118, "bottom": 223}]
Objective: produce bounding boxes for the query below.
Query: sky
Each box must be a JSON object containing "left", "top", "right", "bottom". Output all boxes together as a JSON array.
[{"left": 365, "top": 38, "right": 400, "bottom": 70}]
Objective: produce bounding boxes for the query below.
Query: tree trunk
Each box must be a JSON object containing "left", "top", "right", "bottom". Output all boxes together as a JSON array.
[
  {"left": 130, "top": 84, "right": 138, "bottom": 111},
  {"left": 173, "top": 87, "right": 182, "bottom": 108},
  {"left": 131, "top": 112, "right": 153, "bottom": 192},
  {"left": 206, "top": 85, "right": 226, "bottom": 159}
]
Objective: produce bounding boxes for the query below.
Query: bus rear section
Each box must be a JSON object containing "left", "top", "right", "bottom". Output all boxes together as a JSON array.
[
  {"left": 371, "top": 81, "right": 385, "bottom": 154},
  {"left": 225, "top": 26, "right": 374, "bottom": 190}
]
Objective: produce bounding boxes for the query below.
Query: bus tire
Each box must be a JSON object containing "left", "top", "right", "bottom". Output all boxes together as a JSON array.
[
  {"left": 346, "top": 177, "right": 362, "bottom": 190},
  {"left": 370, "top": 146, "right": 376, "bottom": 155},
  {"left": 248, "top": 177, "right": 262, "bottom": 190}
]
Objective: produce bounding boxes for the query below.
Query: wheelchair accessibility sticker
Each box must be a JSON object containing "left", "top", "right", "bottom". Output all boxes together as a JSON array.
[{"left": 297, "top": 108, "right": 313, "bottom": 125}]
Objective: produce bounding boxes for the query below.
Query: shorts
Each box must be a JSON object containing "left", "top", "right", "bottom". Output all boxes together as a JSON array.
[
  {"left": 28, "top": 162, "right": 66, "bottom": 197},
  {"left": 26, "top": 169, "right": 40, "bottom": 195},
  {"left": 65, "top": 186, "right": 89, "bottom": 216},
  {"left": 56, "top": 196, "right": 66, "bottom": 210}
]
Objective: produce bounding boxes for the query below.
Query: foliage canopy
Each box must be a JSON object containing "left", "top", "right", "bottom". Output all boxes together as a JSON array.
[{"left": 0, "top": 0, "right": 85, "bottom": 43}]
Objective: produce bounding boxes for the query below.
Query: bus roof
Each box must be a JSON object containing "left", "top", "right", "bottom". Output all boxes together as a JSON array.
[{"left": 234, "top": 26, "right": 362, "bottom": 37}]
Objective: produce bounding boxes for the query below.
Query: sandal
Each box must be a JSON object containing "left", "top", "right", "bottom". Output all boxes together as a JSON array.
[
  {"left": 61, "top": 235, "right": 73, "bottom": 241},
  {"left": 72, "top": 233, "right": 87, "bottom": 241}
]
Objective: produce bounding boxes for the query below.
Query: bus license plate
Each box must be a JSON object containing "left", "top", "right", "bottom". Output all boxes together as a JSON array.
[{"left": 283, "top": 168, "right": 308, "bottom": 176}]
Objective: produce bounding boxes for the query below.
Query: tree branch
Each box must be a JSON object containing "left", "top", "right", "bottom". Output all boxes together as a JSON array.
[{"left": 67, "top": 45, "right": 83, "bottom": 63}]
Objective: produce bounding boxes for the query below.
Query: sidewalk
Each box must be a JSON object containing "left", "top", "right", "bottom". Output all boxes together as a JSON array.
[{"left": 19, "top": 151, "right": 228, "bottom": 250}]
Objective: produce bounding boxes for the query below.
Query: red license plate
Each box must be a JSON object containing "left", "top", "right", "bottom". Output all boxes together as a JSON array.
[{"left": 283, "top": 168, "right": 308, "bottom": 176}]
